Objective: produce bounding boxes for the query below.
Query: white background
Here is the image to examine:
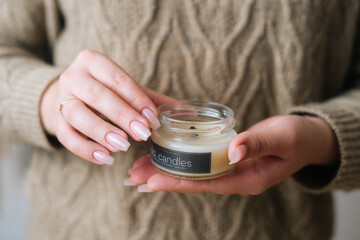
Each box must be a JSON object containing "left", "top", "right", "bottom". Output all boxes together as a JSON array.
[{"left": 1, "top": 142, "right": 360, "bottom": 240}]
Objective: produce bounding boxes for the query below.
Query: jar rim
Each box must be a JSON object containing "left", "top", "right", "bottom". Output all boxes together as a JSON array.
[{"left": 158, "top": 100, "right": 235, "bottom": 134}]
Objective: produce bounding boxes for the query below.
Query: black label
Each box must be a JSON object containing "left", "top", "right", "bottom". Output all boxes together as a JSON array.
[{"left": 150, "top": 141, "right": 211, "bottom": 174}]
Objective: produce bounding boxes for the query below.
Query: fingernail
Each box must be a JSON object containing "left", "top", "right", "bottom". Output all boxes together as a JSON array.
[
  {"left": 229, "top": 145, "right": 247, "bottom": 165},
  {"left": 137, "top": 184, "right": 153, "bottom": 192},
  {"left": 128, "top": 168, "right": 133, "bottom": 175},
  {"left": 123, "top": 178, "right": 136, "bottom": 186},
  {"left": 142, "top": 108, "right": 161, "bottom": 130},
  {"left": 93, "top": 151, "right": 114, "bottom": 165},
  {"left": 106, "top": 132, "right": 130, "bottom": 151},
  {"left": 130, "top": 121, "right": 151, "bottom": 141}
]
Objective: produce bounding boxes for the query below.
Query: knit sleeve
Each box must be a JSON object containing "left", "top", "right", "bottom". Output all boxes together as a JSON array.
[
  {"left": 0, "top": 0, "right": 63, "bottom": 150},
  {"left": 286, "top": 38, "right": 360, "bottom": 193}
]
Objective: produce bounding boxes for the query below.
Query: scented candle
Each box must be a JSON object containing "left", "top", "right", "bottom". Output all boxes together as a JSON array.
[{"left": 150, "top": 101, "right": 236, "bottom": 180}]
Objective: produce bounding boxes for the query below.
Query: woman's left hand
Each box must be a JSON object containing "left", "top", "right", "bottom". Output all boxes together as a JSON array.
[{"left": 125, "top": 115, "right": 339, "bottom": 194}]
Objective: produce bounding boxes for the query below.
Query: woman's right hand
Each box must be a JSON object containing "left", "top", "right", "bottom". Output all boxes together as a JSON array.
[{"left": 40, "top": 49, "right": 173, "bottom": 165}]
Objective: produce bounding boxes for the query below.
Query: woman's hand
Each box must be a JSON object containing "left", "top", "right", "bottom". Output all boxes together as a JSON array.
[
  {"left": 126, "top": 115, "right": 339, "bottom": 194},
  {"left": 40, "top": 49, "right": 173, "bottom": 165}
]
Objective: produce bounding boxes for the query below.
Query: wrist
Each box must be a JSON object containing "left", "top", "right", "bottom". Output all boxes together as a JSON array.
[
  {"left": 303, "top": 115, "right": 339, "bottom": 166},
  {"left": 40, "top": 79, "right": 58, "bottom": 136}
]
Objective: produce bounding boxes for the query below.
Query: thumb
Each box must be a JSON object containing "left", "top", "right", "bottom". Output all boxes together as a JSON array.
[
  {"left": 228, "top": 128, "right": 286, "bottom": 164},
  {"left": 144, "top": 88, "right": 176, "bottom": 107}
]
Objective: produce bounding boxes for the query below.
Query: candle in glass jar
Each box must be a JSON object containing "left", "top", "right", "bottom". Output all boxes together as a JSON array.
[{"left": 150, "top": 101, "right": 236, "bottom": 180}]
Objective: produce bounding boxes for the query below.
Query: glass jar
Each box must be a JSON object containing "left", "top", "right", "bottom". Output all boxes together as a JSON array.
[{"left": 150, "top": 100, "right": 236, "bottom": 180}]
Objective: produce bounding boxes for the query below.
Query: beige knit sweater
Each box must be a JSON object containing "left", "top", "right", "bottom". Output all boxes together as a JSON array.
[{"left": 1, "top": 0, "right": 360, "bottom": 239}]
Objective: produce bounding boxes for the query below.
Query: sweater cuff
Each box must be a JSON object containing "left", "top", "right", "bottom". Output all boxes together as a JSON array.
[
  {"left": 9, "top": 65, "right": 63, "bottom": 150},
  {"left": 286, "top": 102, "right": 360, "bottom": 193}
]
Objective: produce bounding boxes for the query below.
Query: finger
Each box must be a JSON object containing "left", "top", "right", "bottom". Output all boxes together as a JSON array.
[
  {"left": 143, "top": 157, "right": 287, "bottom": 195},
  {"left": 228, "top": 128, "right": 287, "bottom": 164},
  {"left": 130, "top": 161, "right": 249, "bottom": 194},
  {"left": 59, "top": 97, "right": 130, "bottom": 152},
  {"left": 129, "top": 161, "right": 214, "bottom": 192},
  {"left": 56, "top": 117, "right": 114, "bottom": 165},
  {"left": 131, "top": 155, "right": 294, "bottom": 195},
  {"left": 131, "top": 163, "right": 161, "bottom": 185},
  {"left": 142, "top": 172, "right": 240, "bottom": 194},
  {"left": 145, "top": 173, "right": 212, "bottom": 193},
  {"left": 229, "top": 145, "right": 247, "bottom": 165},
  {"left": 132, "top": 155, "right": 152, "bottom": 169},
  {"left": 62, "top": 71, "right": 151, "bottom": 141},
  {"left": 143, "top": 88, "right": 176, "bottom": 107},
  {"left": 124, "top": 155, "right": 155, "bottom": 186},
  {"left": 74, "top": 50, "right": 160, "bottom": 129}
]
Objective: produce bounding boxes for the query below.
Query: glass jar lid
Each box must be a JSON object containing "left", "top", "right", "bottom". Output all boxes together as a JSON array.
[{"left": 158, "top": 100, "right": 235, "bottom": 136}]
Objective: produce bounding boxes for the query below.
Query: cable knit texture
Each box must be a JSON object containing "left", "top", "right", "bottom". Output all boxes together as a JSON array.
[{"left": 0, "top": 0, "right": 360, "bottom": 239}]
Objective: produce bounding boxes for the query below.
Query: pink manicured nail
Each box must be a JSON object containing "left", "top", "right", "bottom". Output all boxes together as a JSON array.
[
  {"left": 106, "top": 132, "right": 130, "bottom": 151},
  {"left": 123, "top": 178, "right": 136, "bottom": 186},
  {"left": 127, "top": 168, "right": 133, "bottom": 174},
  {"left": 93, "top": 151, "right": 114, "bottom": 165},
  {"left": 137, "top": 184, "right": 153, "bottom": 192},
  {"left": 229, "top": 145, "right": 247, "bottom": 165},
  {"left": 142, "top": 108, "right": 161, "bottom": 130},
  {"left": 130, "top": 121, "right": 151, "bottom": 141}
]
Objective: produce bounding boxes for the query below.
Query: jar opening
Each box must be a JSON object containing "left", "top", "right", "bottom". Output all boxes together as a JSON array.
[{"left": 158, "top": 101, "right": 235, "bottom": 135}]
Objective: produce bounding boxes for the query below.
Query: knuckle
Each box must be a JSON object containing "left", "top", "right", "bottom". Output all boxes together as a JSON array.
[
  {"left": 85, "top": 84, "right": 104, "bottom": 102},
  {"left": 61, "top": 104, "right": 77, "bottom": 123},
  {"left": 65, "top": 137, "right": 89, "bottom": 159},
  {"left": 75, "top": 143, "right": 90, "bottom": 159},
  {"left": 251, "top": 133, "right": 269, "bottom": 155},
  {"left": 56, "top": 126, "right": 95, "bottom": 161},
  {"left": 115, "top": 106, "right": 131, "bottom": 123},
  {"left": 111, "top": 68, "right": 130, "bottom": 87},
  {"left": 78, "top": 49, "right": 97, "bottom": 60},
  {"left": 58, "top": 71, "right": 72, "bottom": 87},
  {"left": 131, "top": 93, "right": 147, "bottom": 109},
  {"left": 56, "top": 129, "right": 68, "bottom": 146},
  {"left": 92, "top": 121, "right": 106, "bottom": 140}
]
